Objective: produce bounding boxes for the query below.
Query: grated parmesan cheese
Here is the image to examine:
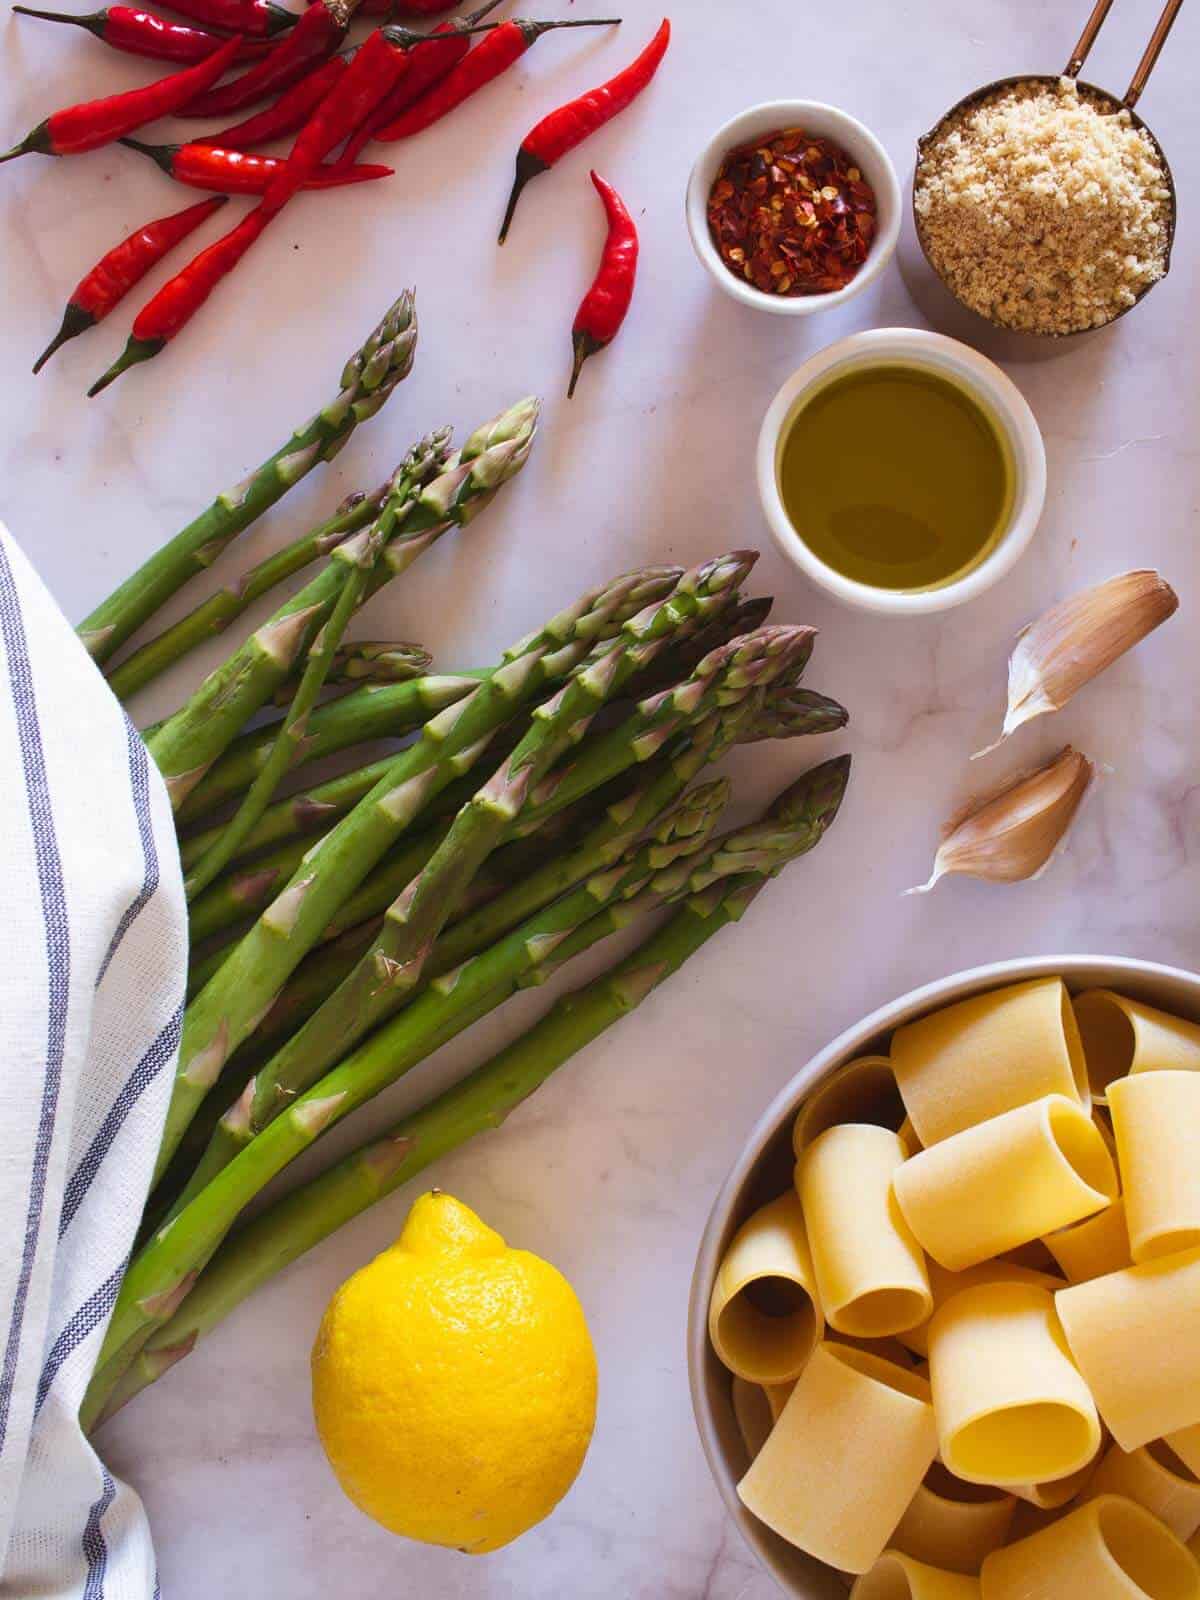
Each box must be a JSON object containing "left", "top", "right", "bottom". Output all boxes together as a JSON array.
[{"left": 914, "top": 78, "right": 1171, "bottom": 335}]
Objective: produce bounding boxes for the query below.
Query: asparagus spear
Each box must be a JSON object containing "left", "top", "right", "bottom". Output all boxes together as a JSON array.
[
  {"left": 77, "top": 292, "right": 418, "bottom": 666},
  {"left": 86, "top": 780, "right": 734, "bottom": 1414},
  {"left": 188, "top": 781, "right": 613, "bottom": 1041},
  {"left": 159, "top": 563, "right": 683, "bottom": 1181},
  {"left": 182, "top": 662, "right": 836, "bottom": 947},
  {"left": 184, "top": 711, "right": 549, "bottom": 953},
  {"left": 105, "top": 486, "right": 395, "bottom": 702},
  {"left": 182, "top": 451, "right": 437, "bottom": 901},
  {"left": 183, "top": 696, "right": 746, "bottom": 992},
  {"left": 86, "top": 757, "right": 851, "bottom": 1427},
  {"left": 271, "top": 640, "right": 433, "bottom": 702},
  {"left": 176, "top": 674, "right": 483, "bottom": 828},
  {"left": 145, "top": 424, "right": 461, "bottom": 809},
  {"left": 174, "top": 752, "right": 739, "bottom": 1209},
  {"left": 740, "top": 686, "right": 849, "bottom": 742},
  {"left": 230, "top": 557, "right": 763, "bottom": 1139},
  {"left": 175, "top": 591, "right": 767, "bottom": 837}
]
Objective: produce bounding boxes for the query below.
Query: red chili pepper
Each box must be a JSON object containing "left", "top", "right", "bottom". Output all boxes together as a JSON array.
[
  {"left": 261, "top": 25, "right": 406, "bottom": 212},
  {"left": 13, "top": 4, "right": 272, "bottom": 63},
  {"left": 33, "top": 194, "right": 227, "bottom": 374},
  {"left": 159, "top": 0, "right": 293, "bottom": 34},
  {"left": 121, "top": 134, "right": 392, "bottom": 192},
  {"left": 197, "top": 51, "right": 346, "bottom": 148},
  {"left": 176, "top": 0, "right": 355, "bottom": 118},
  {"left": 568, "top": 170, "right": 637, "bottom": 398},
  {"left": 86, "top": 16, "right": 476, "bottom": 393},
  {"left": 334, "top": 0, "right": 500, "bottom": 169},
  {"left": 0, "top": 31, "right": 243, "bottom": 161},
  {"left": 89, "top": 204, "right": 271, "bottom": 394},
  {"left": 499, "top": 16, "right": 668, "bottom": 243},
  {"left": 261, "top": 17, "right": 497, "bottom": 213},
  {"left": 374, "top": 16, "right": 620, "bottom": 142}
]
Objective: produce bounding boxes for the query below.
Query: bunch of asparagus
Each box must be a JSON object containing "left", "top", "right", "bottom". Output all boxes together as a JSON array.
[{"left": 79, "top": 291, "right": 852, "bottom": 1430}]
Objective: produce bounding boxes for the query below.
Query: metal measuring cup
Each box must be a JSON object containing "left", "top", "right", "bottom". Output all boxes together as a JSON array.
[{"left": 912, "top": 0, "right": 1184, "bottom": 336}]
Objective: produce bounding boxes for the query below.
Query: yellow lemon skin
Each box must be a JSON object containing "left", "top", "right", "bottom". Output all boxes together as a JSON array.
[{"left": 311, "top": 1191, "right": 598, "bottom": 1554}]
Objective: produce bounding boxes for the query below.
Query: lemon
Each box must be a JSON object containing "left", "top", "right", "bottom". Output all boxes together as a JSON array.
[{"left": 311, "top": 1190, "right": 598, "bottom": 1554}]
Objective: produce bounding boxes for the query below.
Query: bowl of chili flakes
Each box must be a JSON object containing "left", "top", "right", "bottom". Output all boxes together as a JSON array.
[{"left": 686, "top": 100, "right": 901, "bottom": 316}]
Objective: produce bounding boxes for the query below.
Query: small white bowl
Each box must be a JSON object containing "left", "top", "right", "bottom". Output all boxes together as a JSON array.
[
  {"left": 687, "top": 954, "right": 1200, "bottom": 1600},
  {"left": 757, "top": 327, "right": 1047, "bottom": 615},
  {"left": 685, "top": 100, "right": 901, "bottom": 317}
]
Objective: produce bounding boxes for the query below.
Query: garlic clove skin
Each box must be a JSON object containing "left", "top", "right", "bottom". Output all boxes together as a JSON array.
[
  {"left": 908, "top": 746, "right": 1095, "bottom": 894},
  {"left": 973, "top": 570, "right": 1178, "bottom": 759}
]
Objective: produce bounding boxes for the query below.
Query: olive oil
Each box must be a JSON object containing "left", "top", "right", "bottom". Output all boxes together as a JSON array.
[{"left": 778, "top": 363, "right": 1014, "bottom": 592}]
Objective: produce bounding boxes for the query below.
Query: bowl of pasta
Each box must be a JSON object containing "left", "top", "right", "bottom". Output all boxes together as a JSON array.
[{"left": 687, "top": 954, "right": 1200, "bottom": 1600}]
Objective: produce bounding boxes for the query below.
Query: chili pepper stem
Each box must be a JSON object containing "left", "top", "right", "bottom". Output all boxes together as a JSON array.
[
  {"left": 567, "top": 330, "right": 604, "bottom": 399},
  {"left": 0, "top": 123, "right": 53, "bottom": 163},
  {"left": 119, "top": 135, "right": 176, "bottom": 174},
  {"left": 261, "top": 2, "right": 295, "bottom": 32},
  {"left": 33, "top": 304, "right": 98, "bottom": 375},
  {"left": 12, "top": 4, "right": 99, "bottom": 27},
  {"left": 497, "top": 145, "right": 547, "bottom": 245},
  {"left": 377, "top": 15, "right": 507, "bottom": 46},
  {"left": 88, "top": 335, "right": 165, "bottom": 397}
]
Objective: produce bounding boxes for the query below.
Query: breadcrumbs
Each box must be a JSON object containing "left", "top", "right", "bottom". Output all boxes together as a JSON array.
[{"left": 914, "top": 78, "right": 1171, "bottom": 334}]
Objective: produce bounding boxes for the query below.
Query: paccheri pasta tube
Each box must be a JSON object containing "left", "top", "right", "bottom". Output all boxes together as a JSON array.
[
  {"left": 792, "top": 1056, "right": 906, "bottom": 1155},
  {"left": 1073, "top": 990, "right": 1200, "bottom": 1099},
  {"left": 898, "top": 1260, "right": 1062, "bottom": 1360},
  {"left": 891, "top": 978, "right": 1089, "bottom": 1146},
  {"left": 730, "top": 1376, "right": 774, "bottom": 1462},
  {"left": 891, "top": 1461, "right": 1015, "bottom": 1574},
  {"left": 798, "top": 1125, "right": 932, "bottom": 1337},
  {"left": 737, "top": 1342, "right": 938, "bottom": 1574},
  {"left": 1169, "top": 1426, "right": 1200, "bottom": 1478},
  {"left": 1108, "top": 1072, "right": 1200, "bottom": 1262},
  {"left": 707, "top": 1190, "right": 822, "bottom": 1383},
  {"left": 1013, "top": 1453, "right": 1103, "bottom": 1510},
  {"left": 852, "top": 1549, "right": 982, "bottom": 1599},
  {"left": 928, "top": 1281, "right": 1101, "bottom": 1487},
  {"left": 1056, "top": 1245, "right": 1200, "bottom": 1451},
  {"left": 1045, "top": 1197, "right": 1132, "bottom": 1283},
  {"left": 763, "top": 1379, "right": 795, "bottom": 1422},
  {"left": 893, "top": 1096, "right": 1117, "bottom": 1271},
  {"left": 980, "top": 1494, "right": 1200, "bottom": 1600},
  {"left": 1086, "top": 1440, "right": 1200, "bottom": 1542}
]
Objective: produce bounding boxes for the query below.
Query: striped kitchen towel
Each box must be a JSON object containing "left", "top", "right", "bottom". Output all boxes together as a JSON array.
[{"left": 0, "top": 524, "right": 185, "bottom": 1598}]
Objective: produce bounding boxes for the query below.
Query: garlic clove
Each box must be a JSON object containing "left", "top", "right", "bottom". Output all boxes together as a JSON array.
[
  {"left": 908, "top": 746, "right": 1095, "bottom": 894},
  {"left": 974, "top": 571, "right": 1178, "bottom": 758}
]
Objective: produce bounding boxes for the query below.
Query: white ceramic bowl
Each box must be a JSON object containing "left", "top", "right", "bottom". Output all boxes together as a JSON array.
[
  {"left": 687, "top": 954, "right": 1200, "bottom": 1600},
  {"left": 685, "top": 100, "right": 901, "bottom": 317},
  {"left": 756, "top": 327, "right": 1047, "bottom": 615}
]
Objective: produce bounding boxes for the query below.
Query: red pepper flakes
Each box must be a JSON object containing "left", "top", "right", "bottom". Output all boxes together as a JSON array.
[{"left": 706, "top": 127, "right": 877, "bottom": 296}]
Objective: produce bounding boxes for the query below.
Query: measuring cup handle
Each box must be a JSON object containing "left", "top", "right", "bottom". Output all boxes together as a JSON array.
[
  {"left": 1124, "top": 0, "right": 1184, "bottom": 107},
  {"left": 1064, "top": 0, "right": 1116, "bottom": 76}
]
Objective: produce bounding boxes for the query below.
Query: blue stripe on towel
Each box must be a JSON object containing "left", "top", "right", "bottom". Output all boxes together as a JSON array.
[
  {"left": 96, "top": 720, "right": 160, "bottom": 988},
  {"left": 34, "top": 1262, "right": 127, "bottom": 1418},
  {"left": 59, "top": 1004, "right": 184, "bottom": 1240},
  {"left": 81, "top": 1466, "right": 117, "bottom": 1600},
  {"left": 0, "top": 538, "right": 72, "bottom": 1456}
]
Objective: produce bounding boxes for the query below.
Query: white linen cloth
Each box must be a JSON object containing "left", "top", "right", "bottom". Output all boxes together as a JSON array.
[{"left": 0, "top": 524, "right": 185, "bottom": 1598}]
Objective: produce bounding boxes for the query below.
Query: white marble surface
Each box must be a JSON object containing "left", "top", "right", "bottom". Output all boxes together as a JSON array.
[{"left": 3, "top": 0, "right": 1199, "bottom": 1593}]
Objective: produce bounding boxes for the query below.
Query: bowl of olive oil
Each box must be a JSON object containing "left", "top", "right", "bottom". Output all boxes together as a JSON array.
[{"left": 757, "top": 329, "right": 1046, "bottom": 614}]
